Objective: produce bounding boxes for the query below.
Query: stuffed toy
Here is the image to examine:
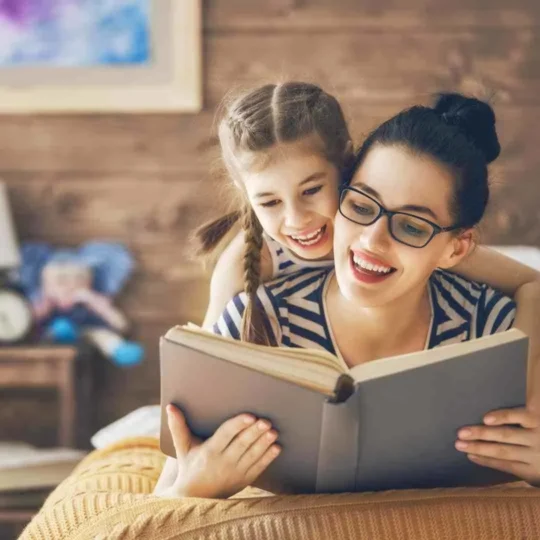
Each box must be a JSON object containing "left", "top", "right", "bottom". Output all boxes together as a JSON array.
[{"left": 18, "top": 241, "right": 144, "bottom": 367}]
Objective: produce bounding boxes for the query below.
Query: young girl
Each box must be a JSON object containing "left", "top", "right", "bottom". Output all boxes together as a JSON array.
[
  {"left": 198, "top": 82, "right": 539, "bottom": 347},
  {"left": 155, "top": 93, "right": 540, "bottom": 499}
]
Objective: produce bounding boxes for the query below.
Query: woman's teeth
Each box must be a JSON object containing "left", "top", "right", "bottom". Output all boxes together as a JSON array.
[
  {"left": 291, "top": 226, "right": 325, "bottom": 246},
  {"left": 352, "top": 254, "right": 393, "bottom": 274}
]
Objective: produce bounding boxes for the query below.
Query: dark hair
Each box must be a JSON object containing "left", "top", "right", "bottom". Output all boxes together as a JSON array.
[
  {"left": 194, "top": 82, "right": 354, "bottom": 345},
  {"left": 345, "top": 92, "right": 501, "bottom": 229}
]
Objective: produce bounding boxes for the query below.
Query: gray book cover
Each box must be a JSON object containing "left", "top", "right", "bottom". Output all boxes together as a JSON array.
[
  {"left": 317, "top": 337, "right": 528, "bottom": 492},
  {"left": 160, "top": 338, "right": 338, "bottom": 493},
  {"left": 160, "top": 331, "right": 528, "bottom": 493}
]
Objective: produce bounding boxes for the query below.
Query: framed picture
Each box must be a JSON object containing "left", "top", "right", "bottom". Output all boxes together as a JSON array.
[{"left": 0, "top": 0, "right": 202, "bottom": 113}]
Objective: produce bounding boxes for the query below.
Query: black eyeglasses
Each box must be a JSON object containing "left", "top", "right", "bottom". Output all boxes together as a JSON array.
[{"left": 339, "top": 187, "right": 462, "bottom": 248}]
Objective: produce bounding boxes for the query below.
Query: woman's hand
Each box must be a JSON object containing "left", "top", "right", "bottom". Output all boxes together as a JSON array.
[
  {"left": 154, "top": 404, "right": 281, "bottom": 499},
  {"left": 455, "top": 407, "right": 540, "bottom": 487}
]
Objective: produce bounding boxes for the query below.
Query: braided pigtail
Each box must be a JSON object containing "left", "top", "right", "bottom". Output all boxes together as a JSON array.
[
  {"left": 192, "top": 210, "right": 241, "bottom": 257},
  {"left": 240, "top": 207, "right": 275, "bottom": 345}
]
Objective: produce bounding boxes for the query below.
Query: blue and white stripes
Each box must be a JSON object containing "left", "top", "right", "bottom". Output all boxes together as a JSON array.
[{"left": 214, "top": 267, "right": 516, "bottom": 353}]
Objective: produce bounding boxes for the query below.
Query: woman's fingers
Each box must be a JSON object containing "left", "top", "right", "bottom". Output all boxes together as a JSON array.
[
  {"left": 206, "top": 413, "right": 256, "bottom": 454},
  {"left": 222, "top": 419, "right": 273, "bottom": 463},
  {"left": 458, "top": 425, "right": 534, "bottom": 447},
  {"left": 245, "top": 445, "right": 282, "bottom": 484},
  {"left": 456, "top": 439, "right": 532, "bottom": 464},
  {"left": 235, "top": 428, "right": 278, "bottom": 471},
  {"left": 166, "top": 405, "right": 191, "bottom": 458},
  {"left": 483, "top": 408, "right": 540, "bottom": 429}
]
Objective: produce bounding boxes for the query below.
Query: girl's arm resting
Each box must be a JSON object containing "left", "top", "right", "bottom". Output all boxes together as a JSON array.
[
  {"left": 202, "top": 232, "right": 273, "bottom": 329},
  {"left": 453, "top": 245, "right": 540, "bottom": 296}
]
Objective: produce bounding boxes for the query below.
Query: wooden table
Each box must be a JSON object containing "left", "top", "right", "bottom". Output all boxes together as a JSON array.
[
  {"left": 0, "top": 346, "right": 81, "bottom": 538},
  {"left": 0, "top": 346, "right": 78, "bottom": 448}
]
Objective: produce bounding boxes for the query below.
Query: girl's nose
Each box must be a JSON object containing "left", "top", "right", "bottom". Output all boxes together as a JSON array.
[{"left": 284, "top": 202, "right": 311, "bottom": 230}]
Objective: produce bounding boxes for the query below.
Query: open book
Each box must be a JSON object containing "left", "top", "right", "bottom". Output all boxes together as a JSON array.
[{"left": 160, "top": 326, "right": 528, "bottom": 493}]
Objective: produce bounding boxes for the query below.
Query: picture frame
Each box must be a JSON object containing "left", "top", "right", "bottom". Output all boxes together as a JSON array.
[{"left": 0, "top": 0, "right": 202, "bottom": 113}]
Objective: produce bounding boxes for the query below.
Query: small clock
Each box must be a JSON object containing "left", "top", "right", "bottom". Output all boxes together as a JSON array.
[{"left": 0, "top": 288, "right": 33, "bottom": 344}]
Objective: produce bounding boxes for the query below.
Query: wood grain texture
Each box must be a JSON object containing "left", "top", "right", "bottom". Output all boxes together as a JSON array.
[
  {"left": 3, "top": 174, "right": 225, "bottom": 242},
  {"left": 1, "top": 0, "right": 539, "bottom": 444},
  {"left": 207, "top": 0, "right": 540, "bottom": 31},
  {"left": 205, "top": 32, "right": 540, "bottom": 107},
  {"left": 0, "top": 114, "right": 220, "bottom": 173},
  {"left": 0, "top": 103, "right": 538, "bottom": 174}
]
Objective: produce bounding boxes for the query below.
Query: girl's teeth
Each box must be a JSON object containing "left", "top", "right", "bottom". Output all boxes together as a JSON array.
[
  {"left": 292, "top": 226, "right": 324, "bottom": 244},
  {"left": 352, "top": 255, "right": 392, "bottom": 274}
]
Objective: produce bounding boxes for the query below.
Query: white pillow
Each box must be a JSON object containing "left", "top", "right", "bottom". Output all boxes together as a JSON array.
[
  {"left": 489, "top": 245, "right": 540, "bottom": 271},
  {"left": 91, "top": 405, "right": 161, "bottom": 449}
]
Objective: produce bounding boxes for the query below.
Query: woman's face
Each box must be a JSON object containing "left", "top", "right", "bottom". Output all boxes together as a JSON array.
[
  {"left": 333, "top": 144, "right": 471, "bottom": 307},
  {"left": 240, "top": 140, "right": 340, "bottom": 260}
]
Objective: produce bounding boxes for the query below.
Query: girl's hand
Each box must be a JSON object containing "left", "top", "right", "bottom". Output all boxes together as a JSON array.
[
  {"left": 154, "top": 404, "right": 281, "bottom": 499},
  {"left": 455, "top": 407, "right": 540, "bottom": 487}
]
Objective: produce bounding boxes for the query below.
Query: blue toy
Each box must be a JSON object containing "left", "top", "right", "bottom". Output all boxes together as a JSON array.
[{"left": 19, "top": 241, "right": 144, "bottom": 367}]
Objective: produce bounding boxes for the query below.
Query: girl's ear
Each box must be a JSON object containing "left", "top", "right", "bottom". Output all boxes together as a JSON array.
[{"left": 437, "top": 229, "right": 474, "bottom": 269}]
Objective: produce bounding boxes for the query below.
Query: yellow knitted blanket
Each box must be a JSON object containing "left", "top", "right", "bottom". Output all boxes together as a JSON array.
[{"left": 19, "top": 437, "right": 540, "bottom": 540}]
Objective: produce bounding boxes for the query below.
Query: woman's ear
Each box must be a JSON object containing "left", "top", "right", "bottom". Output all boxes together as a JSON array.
[{"left": 437, "top": 229, "right": 474, "bottom": 269}]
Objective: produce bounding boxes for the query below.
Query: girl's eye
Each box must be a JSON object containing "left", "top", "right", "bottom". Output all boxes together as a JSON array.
[
  {"left": 260, "top": 199, "right": 280, "bottom": 208},
  {"left": 303, "top": 185, "right": 323, "bottom": 196}
]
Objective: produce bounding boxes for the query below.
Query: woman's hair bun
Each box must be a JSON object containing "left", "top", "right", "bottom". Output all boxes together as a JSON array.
[{"left": 433, "top": 93, "right": 501, "bottom": 164}]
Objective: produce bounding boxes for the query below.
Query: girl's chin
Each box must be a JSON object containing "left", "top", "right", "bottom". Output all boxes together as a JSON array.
[
  {"left": 289, "top": 243, "right": 333, "bottom": 260},
  {"left": 285, "top": 225, "right": 333, "bottom": 259}
]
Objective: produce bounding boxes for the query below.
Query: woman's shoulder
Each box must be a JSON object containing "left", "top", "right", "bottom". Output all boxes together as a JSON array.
[
  {"left": 429, "top": 269, "right": 516, "bottom": 338},
  {"left": 430, "top": 269, "right": 514, "bottom": 306},
  {"left": 430, "top": 269, "right": 488, "bottom": 304}
]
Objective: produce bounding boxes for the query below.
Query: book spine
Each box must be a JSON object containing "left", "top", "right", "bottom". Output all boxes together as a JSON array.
[{"left": 315, "top": 391, "right": 360, "bottom": 493}]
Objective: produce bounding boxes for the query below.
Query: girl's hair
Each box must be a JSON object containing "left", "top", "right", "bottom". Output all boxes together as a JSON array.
[
  {"left": 195, "top": 82, "right": 354, "bottom": 345},
  {"left": 345, "top": 92, "right": 501, "bottom": 229}
]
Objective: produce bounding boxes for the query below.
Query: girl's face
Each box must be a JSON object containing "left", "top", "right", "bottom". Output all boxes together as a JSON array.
[
  {"left": 333, "top": 145, "right": 471, "bottom": 307},
  {"left": 240, "top": 140, "right": 340, "bottom": 260}
]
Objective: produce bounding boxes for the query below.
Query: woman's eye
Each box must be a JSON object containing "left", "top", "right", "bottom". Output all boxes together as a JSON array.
[
  {"left": 352, "top": 204, "right": 373, "bottom": 215},
  {"left": 260, "top": 199, "right": 280, "bottom": 208},
  {"left": 303, "top": 185, "right": 323, "bottom": 196},
  {"left": 401, "top": 222, "right": 428, "bottom": 237}
]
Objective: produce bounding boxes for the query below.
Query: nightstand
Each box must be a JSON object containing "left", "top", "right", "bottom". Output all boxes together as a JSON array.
[
  {"left": 0, "top": 346, "right": 78, "bottom": 446},
  {"left": 0, "top": 345, "right": 94, "bottom": 539}
]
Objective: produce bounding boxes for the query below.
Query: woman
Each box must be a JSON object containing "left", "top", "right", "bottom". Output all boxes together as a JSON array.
[{"left": 155, "top": 93, "right": 540, "bottom": 499}]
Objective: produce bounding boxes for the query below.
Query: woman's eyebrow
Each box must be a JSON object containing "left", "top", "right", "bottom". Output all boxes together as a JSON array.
[
  {"left": 399, "top": 204, "right": 439, "bottom": 221},
  {"left": 255, "top": 172, "right": 326, "bottom": 198},
  {"left": 352, "top": 181, "right": 439, "bottom": 220}
]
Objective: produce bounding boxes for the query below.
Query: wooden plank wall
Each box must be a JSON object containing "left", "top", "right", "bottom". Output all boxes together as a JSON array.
[{"left": 1, "top": 0, "right": 539, "bottom": 444}]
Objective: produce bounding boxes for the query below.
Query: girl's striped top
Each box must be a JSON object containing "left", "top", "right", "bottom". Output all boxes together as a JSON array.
[
  {"left": 264, "top": 234, "right": 333, "bottom": 277},
  {"left": 213, "top": 268, "right": 516, "bottom": 354}
]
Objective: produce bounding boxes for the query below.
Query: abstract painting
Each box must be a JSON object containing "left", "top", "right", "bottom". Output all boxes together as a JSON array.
[{"left": 0, "top": 0, "right": 201, "bottom": 113}]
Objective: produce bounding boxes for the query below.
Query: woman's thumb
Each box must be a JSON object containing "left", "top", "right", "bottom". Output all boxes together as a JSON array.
[{"left": 166, "top": 404, "right": 191, "bottom": 457}]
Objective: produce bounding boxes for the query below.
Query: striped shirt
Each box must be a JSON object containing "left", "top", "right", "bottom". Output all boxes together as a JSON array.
[
  {"left": 213, "top": 268, "right": 516, "bottom": 353},
  {"left": 265, "top": 234, "right": 334, "bottom": 277}
]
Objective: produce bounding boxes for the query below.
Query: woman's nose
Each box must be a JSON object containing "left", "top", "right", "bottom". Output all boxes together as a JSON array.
[{"left": 360, "top": 216, "right": 391, "bottom": 252}]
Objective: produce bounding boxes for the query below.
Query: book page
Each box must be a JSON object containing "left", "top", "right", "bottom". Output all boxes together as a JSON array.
[
  {"left": 165, "top": 325, "right": 346, "bottom": 395},
  {"left": 348, "top": 329, "right": 526, "bottom": 384}
]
